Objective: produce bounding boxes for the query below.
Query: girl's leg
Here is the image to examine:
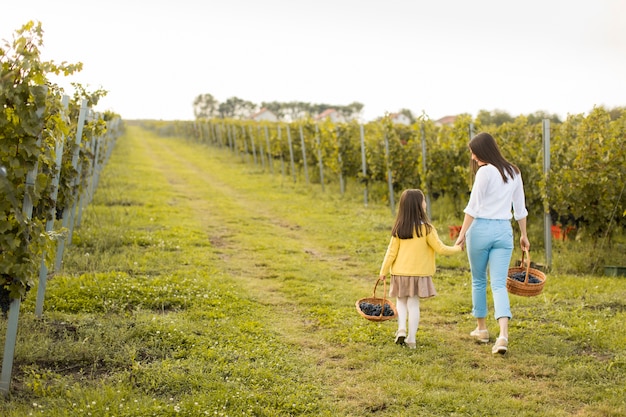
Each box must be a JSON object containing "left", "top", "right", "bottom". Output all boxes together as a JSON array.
[
  {"left": 406, "top": 295, "right": 420, "bottom": 344},
  {"left": 395, "top": 296, "right": 408, "bottom": 343}
]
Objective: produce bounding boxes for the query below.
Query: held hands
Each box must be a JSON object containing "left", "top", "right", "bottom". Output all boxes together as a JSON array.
[{"left": 455, "top": 233, "right": 466, "bottom": 250}]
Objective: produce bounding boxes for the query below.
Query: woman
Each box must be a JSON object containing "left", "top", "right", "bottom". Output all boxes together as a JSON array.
[{"left": 455, "top": 132, "right": 530, "bottom": 355}]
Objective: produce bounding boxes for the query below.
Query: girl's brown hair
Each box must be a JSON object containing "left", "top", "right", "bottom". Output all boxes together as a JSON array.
[
  {"left": 391, "top": 189, "right": 432, "bottom": 239},
  {"left": 469, "top": 132, "right": 520, "bottom": 183}
]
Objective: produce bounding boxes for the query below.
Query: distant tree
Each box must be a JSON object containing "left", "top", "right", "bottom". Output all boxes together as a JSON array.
[
  {"left": 260, "top": 101, "right": 285, "bottom": 120},
  {"left": 194, "top": 94, "right": 365, "bottom": 121},
  {"left": 218, "top": 96, "right": 256, "bottom": 119},
  {"left": 398, "top": 108, "right": 415, "bottom": 124},
  {"left": 282, "top": 101, "right": 312, "bottom": 121},
  {"left": 338, "top": 102, "right": 364, "bottom": 121},
  {"left": 311, "top": 103, "right": 333, "bottom": 116},
  {"left": 526, "top": 110, "right": 561, "bottom": 125},
  {"left": 476, "top": 109, "right": 514, "bottom": 126},
  {"left": 193, "top": 93, "right": 218, "bottom": 119},
  {"left": 607, "top": 106, "right": 626, "bottom": 121}
]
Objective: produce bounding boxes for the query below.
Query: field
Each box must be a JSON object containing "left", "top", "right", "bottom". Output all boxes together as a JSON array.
[{"left": 0, "top": 125, "right": 624, "bottom": 416}]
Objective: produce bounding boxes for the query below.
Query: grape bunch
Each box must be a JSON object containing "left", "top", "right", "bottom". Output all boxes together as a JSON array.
[
  {"left": 0, "top": 288, "right": 12, "bottom": 316},
  {"left": 509, "top": 271, "right": 542, "bottom": 284},
  {"left": 0, "top": 278, "right": 31, "bottom": 316},
  {"left": 359, "top": 301, "right": 395, "bottom": 317}
]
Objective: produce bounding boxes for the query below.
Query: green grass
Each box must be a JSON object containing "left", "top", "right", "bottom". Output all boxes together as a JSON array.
[{"left": 0, "top": 125, "right": 624, "bottom": 416}]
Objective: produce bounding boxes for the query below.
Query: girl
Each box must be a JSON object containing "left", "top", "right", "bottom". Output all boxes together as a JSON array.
[
  {"left": 455, "top": 132, "right": 530, "bottom": 355},
  {"left": 379, "top": 189, "right": 462, "bottom": 348}
]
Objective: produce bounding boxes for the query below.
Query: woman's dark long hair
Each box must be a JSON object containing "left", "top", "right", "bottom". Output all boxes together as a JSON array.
[
  {"left": 469, "top": 132, "right": 520, "bottom": 183},
  {"left": 391, "top": 189, "right": 432, "bottom": 239}
]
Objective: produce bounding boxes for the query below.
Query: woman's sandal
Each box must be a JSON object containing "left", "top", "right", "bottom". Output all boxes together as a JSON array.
[
  {"left": 492, "top": 337, "right": 508, "bottom": 355},
  {"left": 469, "top": 328, "right": 489, "bottom": 343}
]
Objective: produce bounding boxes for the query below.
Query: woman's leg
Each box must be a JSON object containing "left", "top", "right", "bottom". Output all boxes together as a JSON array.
[
  {"left": 406, "top": 295, "right": 420, "bottom": 344},
  {"left": 466, "top": 220, "right": 490, "bottom": 321},
  {"left": 483, "top": 221, "right": 513, "bottom": 354},
  {"left": 489, "top": 245, "right": 513, "bottom": 324},
  {"left": 488, "top": 221, "right": 514, "bottom": 336}
]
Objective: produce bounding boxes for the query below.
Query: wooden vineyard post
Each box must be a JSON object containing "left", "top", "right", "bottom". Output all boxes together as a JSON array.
[
  {"left": 35, "top": 95, "right": 69, "bottom": 317},
  {"left": 264, "top": 125, "right": 274, "bottom": 174},
  {"left": 285, "top": 124, "right": 296, "bottom": 183},
  {"left": 76, "top": 125, "right": 96, "bottom": 227},
  {"left": 249, "top": 125, "right": 258, "bottom": 166},
  {"left": 360, "top": 124, "right": 368, "bottom": 206},
  {"left": 315, "top": 124, "right": 324, "bottom": 192},
  {"left": 384, "top": 131, "right": 395, "bottom": 215},
  {"left": 54, "top": 99, "right": 89, "bottom": 271},
  {"left": 257, "top": 125, "right": 265, "bottom": 169},
  {"left": 299, "top": 124, "right": 309, "bottom": 184},
  {"left": 277, "top": 125, "right": 286, "bottom": 180},
  {"left": 66, "top": 105, "right": 92, "bottom": 245},
  {"left": 420, "top": 121, "right": 430, "bottom": 218},
  {"left": 237, "top": 125, "right": 246, "bottom": 163},
  {"left": 1, "top": 133, "right": 42, "bottom": 395},
  {"left": 543, "top": 119, "right": 552, "bottom": 269},
  {"left": 336, "top": 127, "right": 345, "bottom": 196}
]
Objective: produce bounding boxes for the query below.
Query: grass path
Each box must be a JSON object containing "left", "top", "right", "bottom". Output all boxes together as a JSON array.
[{"left": 133, "top": 126, "right": 408, "bottom": 413}]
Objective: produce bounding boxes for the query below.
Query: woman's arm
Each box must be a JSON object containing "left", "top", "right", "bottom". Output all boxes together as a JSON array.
[
  {"left": 517, "top": 217, "right": 530, "bottom": 251},
  {"left": 455, "top": 213, "right": 475, "bottom": 249}
]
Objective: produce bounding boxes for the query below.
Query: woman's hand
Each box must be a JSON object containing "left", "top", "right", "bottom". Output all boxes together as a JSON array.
[
  {"left": 455, "top": 214, "right": 474, "bottom": 250},
  {"left": 520, "top": 235, "right": 530, "bottom": 252}
]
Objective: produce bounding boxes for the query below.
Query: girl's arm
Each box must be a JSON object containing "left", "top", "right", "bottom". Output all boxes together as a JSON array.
[
  {"left": 427, "top": 227, "right": 463, "bottom": 255},
  {"left": 379, "top": 236, "right": 399, "bottom": 279}
]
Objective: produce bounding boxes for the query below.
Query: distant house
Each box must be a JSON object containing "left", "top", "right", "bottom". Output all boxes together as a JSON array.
[
  {"left": 251, "top": 108, "right": 278, "bottom": 122},
  {"left": 315, "top": 109, "right": 345, "bottom": 124},
  {"left": 390, "top": 113, "right": 412, "bottom": 125},
  {"left": 434, "top": 115, "right": 457, "bottom": 126}
]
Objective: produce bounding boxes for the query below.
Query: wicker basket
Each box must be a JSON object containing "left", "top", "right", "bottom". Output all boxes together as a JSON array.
[
  {"left": 356, "top": 277, "right": 398, "bottom": 322},
  {"left": 507, "top": 250, "right": 547, "bottom": 297}
]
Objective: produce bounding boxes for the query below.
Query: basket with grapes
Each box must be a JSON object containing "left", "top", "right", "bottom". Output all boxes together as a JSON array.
[
  {"left": 507, "top": 250, "right": 546, "bottom": 297},
  {"left": 356, "top": 277, "right": 397, "bottom": 322}
]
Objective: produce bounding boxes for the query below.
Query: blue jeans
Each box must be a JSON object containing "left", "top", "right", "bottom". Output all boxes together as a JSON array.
[{"left": 466, "top": 218, "right": 513, "bottom": 320}]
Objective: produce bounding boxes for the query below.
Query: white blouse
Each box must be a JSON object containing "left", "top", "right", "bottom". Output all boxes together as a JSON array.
[{"left": 464, "top": 164, "right": 528, "bottom": 221}]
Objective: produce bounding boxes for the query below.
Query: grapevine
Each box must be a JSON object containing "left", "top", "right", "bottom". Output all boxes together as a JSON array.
[{"left": 1, "top": 21, "right": 113, "bottom": 311}]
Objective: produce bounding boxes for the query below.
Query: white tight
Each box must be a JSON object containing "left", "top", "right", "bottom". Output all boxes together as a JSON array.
[{"left": 396, "top": 295, "right": 421, "bottom": 343}]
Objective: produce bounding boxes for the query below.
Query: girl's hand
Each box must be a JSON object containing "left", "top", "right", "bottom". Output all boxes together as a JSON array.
[{"left": 379, "top": 275, "right": 387, "bottom": 281}]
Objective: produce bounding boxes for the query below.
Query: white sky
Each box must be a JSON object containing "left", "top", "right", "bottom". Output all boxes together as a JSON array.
[{"left": 2, "top": 0, "right": 626, "bottom": 122}]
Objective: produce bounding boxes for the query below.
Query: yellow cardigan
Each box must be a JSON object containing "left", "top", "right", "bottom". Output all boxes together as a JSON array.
[{"left": 379, "top": 225, "right": 461, "bottom": 277}]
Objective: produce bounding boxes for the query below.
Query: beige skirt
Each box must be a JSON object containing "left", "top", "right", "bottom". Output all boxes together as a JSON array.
[{"left": 389, "top": 275, "right": 437, "bottom": 298}]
